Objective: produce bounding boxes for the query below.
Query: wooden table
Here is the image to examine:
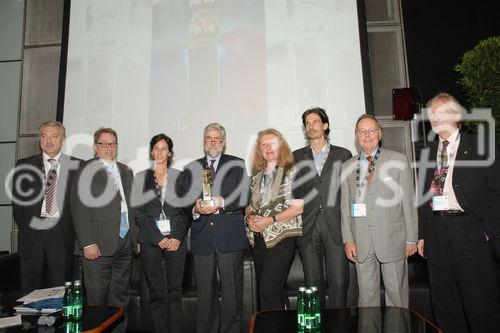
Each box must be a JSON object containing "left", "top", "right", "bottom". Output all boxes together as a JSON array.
[{"left": 249, "top": 306, "right": 443, "bottom": 333}]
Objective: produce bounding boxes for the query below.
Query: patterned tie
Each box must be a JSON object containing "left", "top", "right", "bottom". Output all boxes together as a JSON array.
[
  {"left": 209, "top": 159, "right": 216, "bottom": 179},
  {"left": 366, "top": 155, "right": 374, "bottom": 184},
  {"left": 430, "top": 140, "right": 450, "bottom": 196},
  {"left": 45, "top": 159, "right": 58, "bottom": 215}
]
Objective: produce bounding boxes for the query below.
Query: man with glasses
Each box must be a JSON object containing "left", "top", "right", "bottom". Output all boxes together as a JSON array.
[
  {"left": 12, "top": 121, "right": 81, "bottom": 293},
  {"left": 292, "top": 107, "right": 353, "bottom": 307},
  {"left": 71, "top": 127, "right": 138, "bottom": 330},
  {"left": 181, "top": 123, "right": 249, "bottom": 333},
  {"left": 340, "top": 114, "right": 418, "bottom": 307}
]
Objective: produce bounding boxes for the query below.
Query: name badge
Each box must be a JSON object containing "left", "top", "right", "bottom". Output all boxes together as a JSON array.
[
  {"left": 352, "top": 203, "right": 367, "bottom": 217},
  {"left": 432, "top": 195, "right": 450, "bottom": 211},
  {"left": 156, "top": 217, "right": 171, "bottom": 235},
  {"left": 121, "top": 201, "right": 128, "bottom": 213}
]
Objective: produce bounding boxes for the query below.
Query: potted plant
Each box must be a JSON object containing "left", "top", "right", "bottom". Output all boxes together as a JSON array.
[{"left": 454, "top": 36, "right": 500, "bottom": 143}]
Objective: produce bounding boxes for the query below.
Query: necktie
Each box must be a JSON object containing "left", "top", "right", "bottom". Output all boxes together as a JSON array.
[
  {"left": 366, "top": 155, "right": 374, "bottom": 185},
  {"left": 105, "top": 164, "right": 129, "bottom": 238},
  {"left": 209, "top": 159, "right": 216, "bottom": 179},
  {"left": 430, "top": 140, "right": 450, "bottom": 196},
  {"left": 45, "top": 159, "right": 58, "bottom": 215}
]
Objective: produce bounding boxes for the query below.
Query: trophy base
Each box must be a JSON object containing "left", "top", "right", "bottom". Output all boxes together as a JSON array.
[{"left": 201, "top": 199, "right": 215, "bottom": 208}]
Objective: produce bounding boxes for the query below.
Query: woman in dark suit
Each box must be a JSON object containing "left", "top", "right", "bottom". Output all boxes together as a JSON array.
[{"left": 136, "top": 133, "right": 188, "bottom": 333}]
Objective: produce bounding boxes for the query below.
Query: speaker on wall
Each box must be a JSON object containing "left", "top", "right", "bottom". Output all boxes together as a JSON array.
[{"left": 392, "top": 87, "right": 422, "bottom": 121}]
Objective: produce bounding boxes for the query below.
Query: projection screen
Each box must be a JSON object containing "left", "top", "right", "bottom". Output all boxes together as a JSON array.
[{"left": 63, "top": 0, "right": 370, "bottom": 172}]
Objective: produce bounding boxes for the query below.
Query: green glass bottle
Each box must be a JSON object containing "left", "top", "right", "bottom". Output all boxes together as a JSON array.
[
  {"left": 310, "top": 286, "right": 321, "bottom": 327},
  {"left": 63, "top": 281, "right": 73, "bottom": 321},
  {"left": 304, "top": 289, "right": 315, "bottom": 331},
  {"left": 297, "top": 287, "right": 307, "bottom": 331},
  {"left": 73, "top": 280, "right": 83, "bottom": 321}
]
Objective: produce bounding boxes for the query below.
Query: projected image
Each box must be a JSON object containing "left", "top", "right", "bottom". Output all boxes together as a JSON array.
[
  {"left": 64, "top": 0, "right": 366, "bottom": 169},
  {"left": 149, "top": 0, "right": 267, "bottom": 164}
]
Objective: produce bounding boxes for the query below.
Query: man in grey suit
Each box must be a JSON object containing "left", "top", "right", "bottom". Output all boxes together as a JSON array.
[
  {"left": 71, "top": 128, "right": 138, "bottom": 324},
  {"left": 341, "top": 114, "right": 418, "bottom": 307},
  {"left": 293, "top": 107, "right": 353, "bottom": 307}
]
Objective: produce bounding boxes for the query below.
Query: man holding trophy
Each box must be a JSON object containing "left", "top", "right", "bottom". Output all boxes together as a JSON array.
[{"left": 181, "top": 123, "right": 249, "bottom": 333}]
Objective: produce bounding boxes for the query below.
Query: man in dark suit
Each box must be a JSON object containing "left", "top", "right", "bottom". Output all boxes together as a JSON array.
[
  {"left": 417, "top": 93, "right": 500, "bottom": 333},
  {"left": 293, "top": 108, "right": 353, "bottom": 307},
  {"left": 71, "top": 128, "right": 138, "bottom": 325},
  {"left": 12, "top": 121, "right": 81, "bottom": 293},
  {"left": 181, "top": 123, "right": 249, "bottom": 333}
]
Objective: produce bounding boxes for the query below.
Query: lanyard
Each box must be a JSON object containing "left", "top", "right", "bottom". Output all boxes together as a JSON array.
[
  {"left": 155, "top": 173, "right": 168, "bottom": 219},
  {"left": 355, "top": 147, "right": 381, "bottom": 192},
  {"left": 260, "top": 167, "right": 277, "bottom": 195}
]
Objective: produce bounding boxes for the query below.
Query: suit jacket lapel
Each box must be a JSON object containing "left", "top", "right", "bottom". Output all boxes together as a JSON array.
[
  {"left": 451, "top": 134, "right": 471, "bottom": 186},
  {"left": 370, "top": 149, "right": 387, "bottom": 187},
  {"left": 56, "top": 154, "right": 69, "bottom": 210},
  {"left": 424, "top": 141, "right": 439, "bottom": 191},
  {"left": 320, "top": 145, "right": 336, "bottom": 179},
  {"left": 118, "top": 163, "right": 130, "bottom": 201}
]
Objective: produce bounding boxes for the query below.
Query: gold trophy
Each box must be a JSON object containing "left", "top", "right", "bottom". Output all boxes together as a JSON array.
[{"left": 201, "top": 168, "right": 215, "bottom": 207}]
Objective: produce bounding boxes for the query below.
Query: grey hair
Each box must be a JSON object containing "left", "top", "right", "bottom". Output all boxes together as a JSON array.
[
  {"left": 203, "top": 123, "right": 226, "bottom": 141},
  {"left": 39, "top": 121, "right": 66, "bottom": 138},
  {"left": 426, "top": 92, "right": 465, "bottom": 115}
]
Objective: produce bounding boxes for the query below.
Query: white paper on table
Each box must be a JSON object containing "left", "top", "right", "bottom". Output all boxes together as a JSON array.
[
  {"left": 0, "top": 314, "right": 22, "bottom": 328},
  {"left": 13, "top": 306, "right": 59, "bottom": 314},
  {"left": 17, "top": 286, "right": 64, "bottom": 304}
]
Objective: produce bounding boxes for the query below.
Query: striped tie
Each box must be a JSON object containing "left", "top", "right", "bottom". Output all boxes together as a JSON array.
[
  {"left": 45, "top": 159, "right": 58, "bottom": 215},
  {"left": 209, "top": 159, "right": 216, "bottom": 179}
]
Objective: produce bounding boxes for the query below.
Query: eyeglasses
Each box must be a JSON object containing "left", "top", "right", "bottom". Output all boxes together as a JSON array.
[
  {"left": 96, "top": 142, "right": 118, "bottom": 148},
  {"left": 204, "top": 139, "right": 223, "bottom": 144},
  {"left": 356, "top": 128, "right": 379, "bottom": 136}
]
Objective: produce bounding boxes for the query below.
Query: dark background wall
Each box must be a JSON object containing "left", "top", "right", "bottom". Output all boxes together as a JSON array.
[{"left": 402, "top": 0, "right": 499, "bottom": 106}]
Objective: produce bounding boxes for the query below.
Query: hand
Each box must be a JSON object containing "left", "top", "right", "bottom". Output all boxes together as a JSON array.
[
  {"left": 417, "top": 239, "right": 425, "bottom": 257},
  {"left": 245, "top": 213, "right": 257, "bottom": 225},
  {"left": 158, "top": 237, "right": 170, "bottom": 249},
  {"left": 136, "top": 243, "right": 141, "bottom": 254},
  {"left": 344, "top": 241, "right": 357, "bottom": 262},
  {"left": 165, "top": 238, "right": 181, "bottom": 252},
  {"left": 247, "top": 216, "right": 272, "bottom": 233},
  {"left": 406, "top": 244, "right": 417, "bottom": 258},
  {"left": 195, "top": 198, "right": 221, "bottom": 215},
  {"left": 84, "top": 244, "right": 101, "bottom": 260}
]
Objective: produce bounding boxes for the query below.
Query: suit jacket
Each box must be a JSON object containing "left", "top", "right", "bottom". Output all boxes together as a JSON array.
[
  {"left": 12, "top": 153, "right": 81, "bottom": 258},
  {"left": 71, "top": 158, "right": 139, "bottom": 256},
  {"left": 181, "top": 154, "right": 249, "bottom": 255},
  {"left": 341, "top": 149, "right": 418, "bottom": 263},
  {"left": 418, "top": 134, "right": 500, "bottom": 241},
  {"left": 293, "top": 144, "right": 352, "bottom": 247},
  {"left": 135, "top": 168, "right": 189, "bottom": 245}
]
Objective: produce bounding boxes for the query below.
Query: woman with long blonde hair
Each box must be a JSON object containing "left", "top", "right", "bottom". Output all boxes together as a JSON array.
[{"left": 245, "top": 128, "right": 303, "bottom": 310}]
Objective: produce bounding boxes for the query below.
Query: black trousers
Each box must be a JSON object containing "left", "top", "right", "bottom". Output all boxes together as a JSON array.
[
  {"left": 20, "top": 231, "right": 73, "bottom": 293},
  {"left": 140, "top": 242, "right": 186, "bottom": 333},
  {"left": 253, "top": 236, "right": 297, "bottom": 311},
  {"left": 426, "top": 214, "right": 500, "bottom": 333},
  {"left": 299, "top": 215, "right": 350, "bottom": 307},
  {"left": 193, "top": 249, "right": 244, "bottom": 333}
]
